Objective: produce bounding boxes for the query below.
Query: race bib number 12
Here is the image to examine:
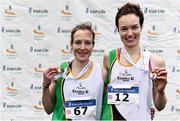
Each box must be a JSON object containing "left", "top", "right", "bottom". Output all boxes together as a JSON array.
[{"left": 107, "top": 85, "right": 139, "bottom": 105}]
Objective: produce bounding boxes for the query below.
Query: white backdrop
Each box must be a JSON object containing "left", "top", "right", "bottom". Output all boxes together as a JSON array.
[{"left": 0, "top": 0, "right": 180, "bottom": 121}]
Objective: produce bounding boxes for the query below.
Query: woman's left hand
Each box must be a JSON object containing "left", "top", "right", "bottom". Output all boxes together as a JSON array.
[{"left": 152, "top": 67, "right": 167, "bottom": 93}]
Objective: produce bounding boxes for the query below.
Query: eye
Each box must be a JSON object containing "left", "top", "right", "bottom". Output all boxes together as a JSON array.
[
  {"left": 85, "top": 41, "right": 92, "bottom": 45},
  {"left": 74, "top": 40, "right": 81, "bottom": 44},
  {"left": 132, "top": 25, "right": 139, "bottom": 30},
  {"left": 120, "top": 27, "right": 128, "bottom": 32}
]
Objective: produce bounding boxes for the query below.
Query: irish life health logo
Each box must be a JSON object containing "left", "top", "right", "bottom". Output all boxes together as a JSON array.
[
  {"left": 33, "top": 25, "right": 45, "bottom": 40},
  {"left": 60, "top": 43, "right": 73, "bottom": 61},
  {"left": 2, "top": 102, "right": 22, "bottom": 111},
  {"left": 85, "top": 7, "right": 106, "bottom": 17},
  {"left": 176, "top": 49, "right": 180, "bottom": 60},
  {"left": 2, "top": 65, "right": 22, "bottom": 74},
  {"left": 1, "top": 26, "right": 21, "bottom": 37},
  {"left": 6, "top": 80, "right": 18, "bottom": 95},
  {"left": 147, "top": 25, "right": 159, "bottom": 36},
  {"left": 147, "top": 25, "right": 160, "bottom": 40},
  {"left": 143, "top": 7, "right": 165, "bottom": 15},
  {"left": 61, "top": 44, "right": 71, "bottom": 55},
  {"left": 57, "top": 27, "right": 72, "bottom": 37},
  {"left": 34, "top": 100, "right": 44, "bottom": 112},
  {"left": 60, "top": 2, "right": 72, "bottom": 20},
  {"left": 33, "top": 63, "right": 46, "bottom": 78},
  {"left": 28, "top": 7, "right": 48, "bottom": 17},
  {"left": 173, "top": 27, "right": 180, "bottom": 33},
  {"left": 4, "top": 44, "right": 18, "bottom": 59},
  {"left": 175, "top": 88, "right": 180, "bottom": 114},
  {"left": 29, "top": 46, "right": 49, "bottom": 56},
  {"left": 93, "top": 24, "right": 101, "bottom": 37},
  {"left": 4, "top": 5, "right": 16, "bottom": 20}
]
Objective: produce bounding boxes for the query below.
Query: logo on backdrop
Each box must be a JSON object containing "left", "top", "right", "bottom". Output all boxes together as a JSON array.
[
  {"left": 113, "top": 27, "right": 118, "bottom": 34},
  {"left": 85, "top": 7, "right": 106, "bottom": 16},
  {"left": 147, "top": 25, "right": 159, "bottom": 36},
  {"left": 176, "top": 49, "right": 180, "bottom": 60},
  {"left": 176, "top": 9, "right": 180, "bottom": 17},
  {"left": 34, "top": 63, "right": 45, "bottom": 73},
  {"left": 171, "top": 65, "right": 180, "bottom": 74},
  {"left": 173, "top": 27, "right": 180, "bottom": 33},
  {"left": 34, "top": 100, "right": 44, "bottom": 112},
  {"left": 33, "top": 63, "right": 46, "bottom": 78},
  {"left": 2, "top": 102, "right": 22, "bottom": 110},
  {"left": 175, "top": 88, "right": 180, "bottom": 114},
  {"left": 30, "top": 84, "right": 42, "bottom": 93},
  {"left": 29, "top": 46, "right": 49, "bottom": 56},
  {"left": 6, "top": 77, "right": 18, "bottom": 95},
  {"left": 60, "top": 43, "right": 72, "bottom": 61},
  {"left": 92, "top": 48, "right": 105, "bottom": 57},
  {"left": 33, "top": 25, "right": 45, "bottom": 40},
  {"left": 61, "top": 44, "right": 71, "bottom": 55},
  {"left": 4, "top": 5, "right": 16, "bottom": 20},
  {"left": 60, "top": 2, "right": 72, "bottom": 19},
  {"left": 28, "top": 7, "right": 48, "bottom": 17},
  {"left": 4, "top": 44, "right": 17, "bottom": 59},
  {"left": 177, "top": 49, "right": 180, "bottom": 54},
  {"left": 2, "top": 65, "right": 22, "bottom": 74},
  {"left": 93, "top": 24, "right": 101, "bottom": 37},
  {"left": 57, "top": 27, "right": 72, "bottom": 35},
  {"left": 148, "top": 48, "right": 163, "bottom": 54},
  {"left": 143, "top": 7, "right": 165, "bottom": 15},
  {"left": 1, "top": 26, "right": 21, "bottom": 37}
]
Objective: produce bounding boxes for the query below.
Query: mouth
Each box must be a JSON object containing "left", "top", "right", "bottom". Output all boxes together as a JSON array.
[
  {"left": 126, "top": 37, "right": 136, "bottom": 42},
  {"left": 77, "top": 51, "right": 88, "bottom": 57}
]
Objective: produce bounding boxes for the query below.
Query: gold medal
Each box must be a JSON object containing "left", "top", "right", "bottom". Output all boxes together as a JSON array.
[{"left": 56, "top": 67, "right": 64, "bottom": 73}]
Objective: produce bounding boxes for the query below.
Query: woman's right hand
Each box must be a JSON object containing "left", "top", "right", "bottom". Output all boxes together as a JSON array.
[{"left": 43, "top": 67, "right": 59, "bottom": 89}]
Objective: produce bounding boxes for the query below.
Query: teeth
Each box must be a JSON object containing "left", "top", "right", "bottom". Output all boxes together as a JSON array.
[{"left": 127, "top": 38, "right": 134, "bottom": 41}]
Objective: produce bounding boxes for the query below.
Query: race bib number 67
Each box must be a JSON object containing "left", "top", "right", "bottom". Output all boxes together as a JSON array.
[{"left": 64, "top": 99, "right": 96, "bottom": 119}]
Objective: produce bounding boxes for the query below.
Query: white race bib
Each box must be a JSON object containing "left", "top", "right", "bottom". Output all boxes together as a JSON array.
[
  {"left": 107, "top": 84, "right": 139, "bottom": 106},
  {"left": 64, "top": 99, "right": 96, "bottom": 120}
]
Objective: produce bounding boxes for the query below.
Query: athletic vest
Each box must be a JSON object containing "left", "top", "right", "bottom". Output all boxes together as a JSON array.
[
  {"left": 52, "top": 62, "right": 104, "bottom": 121},
  {"left": 101, "top": 48, "right": 153, "bottom": 121}
]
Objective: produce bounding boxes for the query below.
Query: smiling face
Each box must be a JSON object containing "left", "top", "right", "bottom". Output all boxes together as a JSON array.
[
  {"left": 71, "top": 29, "right": 94, "bottom": 63},
  {"left": 118, "top": 14, "right": 142, "bottom": 48}
]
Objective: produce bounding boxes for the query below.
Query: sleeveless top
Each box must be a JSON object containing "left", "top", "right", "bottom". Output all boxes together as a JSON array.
[
  {"left": 101, "top": 48, "right": 153, "bottom": 121},
  {"left": 52, "top": 62, "right": 104, "bottom": 121}
]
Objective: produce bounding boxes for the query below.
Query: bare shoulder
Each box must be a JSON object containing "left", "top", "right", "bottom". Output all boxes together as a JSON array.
[{"left": 150, "top": 53, "right": 166, "bottom": 68}]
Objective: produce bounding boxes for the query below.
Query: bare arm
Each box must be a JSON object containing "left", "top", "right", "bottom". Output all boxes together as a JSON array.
[
  {"left": 151, "top": 54, "right": 167, "bottom": 111},
  {"left": 101, "top": 54, "right": 108, "bottom": 81},
  {"left": 42, "top": 67, "right": 59, "bottom": 114}
]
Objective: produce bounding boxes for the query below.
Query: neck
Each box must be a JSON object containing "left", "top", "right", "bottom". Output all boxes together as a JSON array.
[
  {"left": 121, "top": 45, "right": 141, "bottom": 64},
  {"left": 124, "top": 45, "right": 140, "bottom": 56},
  {"left": 72, "top": 59, "right": 90, "bottom": 70},
  {"left": 71, "top": 59, "right": 91, "bottom": 78}
]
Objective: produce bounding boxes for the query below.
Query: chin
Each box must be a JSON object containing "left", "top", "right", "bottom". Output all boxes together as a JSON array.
[
  {"left": 125, "top": 45, "right": 135, "bottom": 48},
  {"left": 80, "top": 57, "right": 88, "bottom": 60},
  {"left": 125, "top": 43, "right": 137, "bottom": 48},
  {"left": 76, "top": 57, "right": 88, "bottom": 62}
]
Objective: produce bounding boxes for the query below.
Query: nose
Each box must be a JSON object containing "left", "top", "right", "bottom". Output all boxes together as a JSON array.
[
  {"left": 79, "top": 43, "right": 86, "bottom": 50},
  {"left": 127, "top": 29, "right": 133, "bottom": 36}
]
